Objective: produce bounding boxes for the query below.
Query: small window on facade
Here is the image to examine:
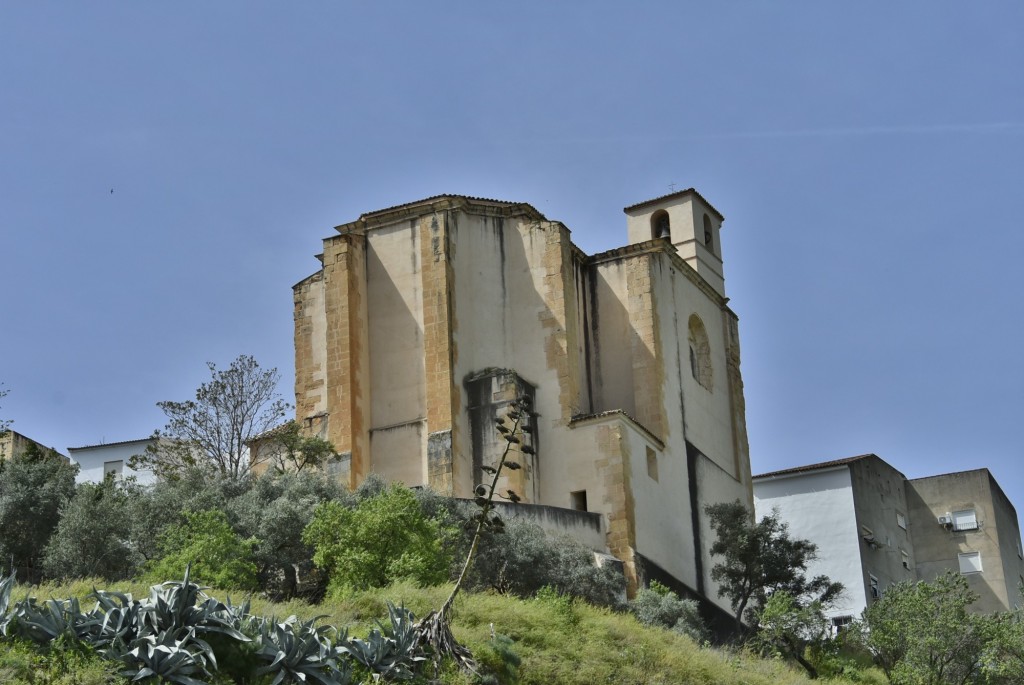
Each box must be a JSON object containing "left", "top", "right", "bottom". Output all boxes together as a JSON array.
[
  {"left": 651, "top": 210, "right": 671, "bottom": 240},
  {"left": 896, "top": 512, "right": 907, "bottom": 530},
  {"left": 646, "top": 446, "right": 658, "bottom": 482},
  {"left": 901, "top": 550, "right": 910, "bottom": 570},
  {"left": 869, "top": 574, "right": 880, "bottom": 599},
  {"left": 103, "top": 460, "right": 123, "bottom": 479},
  {"left": 570, "top": 490, "right": 588, "bottom": 512},
  {"left": 1017, "top": 538, "right": 1023, "bottom": 560},
  {"left": 952, "top": 509, "right": 978, "bottom": 532},
  {"left": 830, "top": 615, "right": 853, "bottom": 634},
  {"left": 703, "top": 213, "right": 713, "bottom": 248},
  {"left": 959, "top": 552, "right": 983, "bottom": 574}
]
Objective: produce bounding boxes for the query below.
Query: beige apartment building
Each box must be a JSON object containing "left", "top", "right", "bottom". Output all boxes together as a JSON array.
[{"left": 291, "top": 190, "right": 754, "bottom": 613}]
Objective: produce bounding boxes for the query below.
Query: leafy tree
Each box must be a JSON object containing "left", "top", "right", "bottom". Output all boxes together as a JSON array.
[
  {"left": 705, "top": 500, "right": 842, "bottom": 633},
  {"left": 983, "top": 611, "right": 1024, "bottom": 683},
  {"left": 227, "top": 470, "right": 346, "bottom": 599},
  {"left": 751, "top": 591, "right": 828, "bottom": 678},
  {"left": 42, "top": 477, "right": 142, "bottom": 581},
  {"left": 0, "top": 445, "right": 77, "bottom": 581},
  {"left": 147, "top": 509, "right": 259, "bottom": 590},
  {"left": 256, "top": 420, "right": 338, "bottom": 474},
  {"left": 629, "top": 580, "right": 709, "bottom": 643},
  {"left": 132, "top": 355, "right": 290, "bottom": 479},
  {"left": 862, "top": 572, "right": 991, "bottom": 685},
  {"left": 127, "top": 468, "right": 248, "bottom": 565},
  {"left": 303, "top": 483, "right": 452, "bottom": 595},
  {"left": 0, "top": 383, "right": 10, "bottom": 435}
]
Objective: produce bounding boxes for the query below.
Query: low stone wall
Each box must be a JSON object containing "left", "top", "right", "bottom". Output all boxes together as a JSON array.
[{"left": 485, "top": 500, "right": 607, "bottom": 552}]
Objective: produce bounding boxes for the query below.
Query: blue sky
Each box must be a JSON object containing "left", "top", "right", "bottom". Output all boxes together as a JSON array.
[{"left": 2, "top": 3, "right": 1022, "bottom": 515}]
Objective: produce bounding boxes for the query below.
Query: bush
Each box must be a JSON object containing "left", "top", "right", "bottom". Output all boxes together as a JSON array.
[
  {"left": 0, "top": 447, "right": 77, "bottom": 582},
  {"left": 42, "top": 479, "right": 141, "bottom": 582},
  {"left": 467, "top": 517, "right": 625, "bottom": 608},
  {"left": 303, "top": 483, "right": 452, "bottom": 595},
  {"left": 629, "top": 581, "right": 708, "bottom": 643},
  {"left": 146, "top": 509, "right": 259, "bottom": 590},
  {"left": 227, "top": 470, "right": 346, "bottom": 599},
  {"left": 126, "top": 468, "right": 248, "bottom": 568}
]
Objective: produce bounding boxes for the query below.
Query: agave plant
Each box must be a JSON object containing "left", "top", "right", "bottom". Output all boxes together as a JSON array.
[
  {"left": 339, "top": 603, "right": 424, "bottom": 681},
  {"left": 0, "top": 568, "right": 16, "bottom": 635},
  {"left": 117, "top": 627, "right": 216, "bottom": 685},
  {"left": 10, "top": 596, "right": 98, "bottom": 645},
  {"left": 252, "top": 615, "right": 351, "bottom": 685}
]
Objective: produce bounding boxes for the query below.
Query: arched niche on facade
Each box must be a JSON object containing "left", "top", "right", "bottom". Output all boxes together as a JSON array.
[
  {"left": 688, "top": 314, "right": 713, "bottom": 391},
  {"left": 651, "top": 209, "right": 671, "bottom": 241}
]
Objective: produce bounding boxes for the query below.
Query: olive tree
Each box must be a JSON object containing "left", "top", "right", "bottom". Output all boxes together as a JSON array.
[
  {"left": 705, "top": 500, "right": 842, "bottom": 634},
  {"left": 132, "top": 355, "right": 290, "bottom": 479}
]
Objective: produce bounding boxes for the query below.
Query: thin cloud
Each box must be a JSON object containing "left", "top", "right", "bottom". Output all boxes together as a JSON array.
[{"left": 695, "top": 121, "right": 1024, "bottom": 140}]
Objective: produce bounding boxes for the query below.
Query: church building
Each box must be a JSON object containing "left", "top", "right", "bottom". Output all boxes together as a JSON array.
[{"left": 291, "top": 190, "right": 753, "bottom": 611}]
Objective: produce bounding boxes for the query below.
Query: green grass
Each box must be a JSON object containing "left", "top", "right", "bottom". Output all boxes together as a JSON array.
[{"left": 11, "top": 578, "right": 887, "bottom": 685}]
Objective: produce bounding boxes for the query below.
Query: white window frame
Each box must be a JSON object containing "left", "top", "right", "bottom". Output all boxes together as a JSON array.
[
  {"left": 896, "top": 512, "right": 907, "bottom": 530},
  {"left": 103, "top": 460, "right": 123, "bottom": 479},
  {"left": 952, "top": 509, "right": 978, "bottom": 532},
  {"left": 958, "top": 551, "right": 983, "bottom": 574}
]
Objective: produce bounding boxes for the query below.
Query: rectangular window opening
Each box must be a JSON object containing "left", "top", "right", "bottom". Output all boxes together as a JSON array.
[
  {"left": 103, "top": 460, "right": 123, "bottom": 479},
  {"left": 952, "top": 509, "right": 978, "bottom": 532},
  {"left": 570, "top": 490, "right": 588, "bottom": 512},
  {"left": 646, "top": 446, "right": 658, "bottom": 482},
  {"left": 869, "top": 574, "right": 880, "bottom": 599},
  {"left": 958, "top": 552, "right": 983, "bottom": 574},
  {"left": 896, "top": 512, "right": 907, "bottom": 530},
  {"left": 830, "top": 616, "right": 853, "bottom": 634},
  {"left": 901, "top": 550, "right": 910, "bottom": 571}
]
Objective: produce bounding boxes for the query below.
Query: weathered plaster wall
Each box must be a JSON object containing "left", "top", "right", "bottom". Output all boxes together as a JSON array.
[
  {"left": 848, "top": 457, "right": 917, "bottom": 604},
  {"left": 754, "top": 468, "right": 865, "bottom": 619},
  {"left": 365, "top": 220, "right": 427, "bottom": 484},
  {"left": 908, "top": 470, "right": 1024, "bottom": 613}
]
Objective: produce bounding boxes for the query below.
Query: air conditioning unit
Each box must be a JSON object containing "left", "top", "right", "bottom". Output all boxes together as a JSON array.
[{"left": 938, "top": 515, "right": 951, "bottom": 526}]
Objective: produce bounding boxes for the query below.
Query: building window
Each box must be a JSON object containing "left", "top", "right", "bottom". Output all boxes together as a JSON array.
[
  {"left": 952, "top": 509, "right": 978, "bottom": 532},
  {"left": 103, "top": 460, "right": 123, "bottom": 479},
  {"left": 959, "top": 552, "right": 983, "bottom": 574},
  {"left": 1017, "top": 538, "right": 1023, "bottom": 560},
  {"left": 869, "top": 575, "right": 880, "bottom": 599},
  {"left": 830, "top": 615, "right": 853, "bottom": 634},
  {"left": 687, "top": 314, "right": 713, "bottom": 391},
  {"left": 646, "top": 446, "right": 658, "bottom": 482},
  {"left": 901, "top": 550, "right": 910, "bottom": 570},
  {"left": 570, "top": 490, "right": 588, "bottom": 512},
  {"left": 651, "top": 210, "right": 671, "bottom": 240},
  {"left": 896, "top": 512, "right": 907, "bottom": 530},
  {"left": 703, "top": 213, "right": 713, "bottom": 248}
]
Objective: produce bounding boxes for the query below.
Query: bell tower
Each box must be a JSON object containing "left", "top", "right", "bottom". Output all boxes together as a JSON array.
[{"left": 624, "top": 188, "right": 726, "bottom": 297}]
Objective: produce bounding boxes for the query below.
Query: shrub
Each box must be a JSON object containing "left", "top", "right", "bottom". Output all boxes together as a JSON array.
[
  {"left": 467, "top": 517, "right": 625, "bottom": 608},
  {"left": 146, "top": 509, "right": 259, "bottom": 591},
  {"left": 42, "top": 478, "right": 141, "bottom": 582},
  {"left": 0, "top": 447, "right": 77, "bottom": 582},
  {"left": 227, "top": 470, "right": 346, "bottom": 599},
  {"left": 629, "top": 581, "right": 708, "bottom": 643},
  {"left": 303, "top": 484, "right": 452, "bottom": 595}
]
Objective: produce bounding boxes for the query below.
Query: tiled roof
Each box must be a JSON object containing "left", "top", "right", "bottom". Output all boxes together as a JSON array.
[
  {"left": 67, "top": 437, "right": 154, "bottom": 451},
  {"left": 359, "top": 194, "right": 541, "bottom": 220},
  {"left": 623, "top": 188, "right": 725, "bottom": 220},
  {"left": 753, "top": 454, "right": 877, "bottom": 479}
]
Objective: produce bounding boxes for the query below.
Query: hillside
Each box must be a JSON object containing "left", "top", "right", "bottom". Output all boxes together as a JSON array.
[{"left": 2, "top": 578, "right": 884, "bottom": 685}]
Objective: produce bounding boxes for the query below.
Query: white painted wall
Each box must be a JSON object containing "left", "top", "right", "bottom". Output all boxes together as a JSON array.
[
  {"left": 68, "top": 439, "right": 157, "bottom": 485},
  {"left": 754, "top": 467, "right": 866, "bottom": 619}
]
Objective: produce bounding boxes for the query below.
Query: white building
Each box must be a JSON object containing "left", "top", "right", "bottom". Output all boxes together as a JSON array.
[{"left": 67, "top": 437, "right": 157, "bottom": 485}]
